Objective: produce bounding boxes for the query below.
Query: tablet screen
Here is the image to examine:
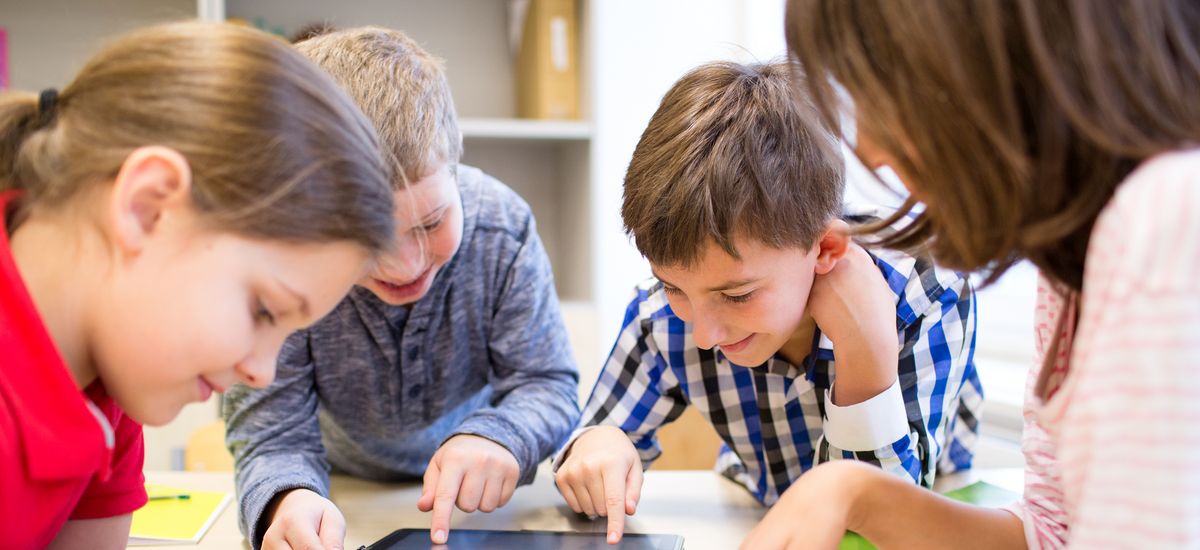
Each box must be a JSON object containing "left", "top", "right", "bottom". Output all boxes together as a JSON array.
[{"left": 364, "top": 528, "right": 684, "bottom": 550}]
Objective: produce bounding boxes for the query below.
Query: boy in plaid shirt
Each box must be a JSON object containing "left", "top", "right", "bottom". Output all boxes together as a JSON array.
[{"left": 553, "top": 61, "right": 982, "bottom": 544}]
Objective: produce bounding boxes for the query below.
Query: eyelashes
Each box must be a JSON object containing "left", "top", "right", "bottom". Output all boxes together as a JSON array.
[
  {"left": 721, "top": 291, "right": 754, "bottom": 304},
  {"left": 254, "top": 299, "right": 276, "bottom": 326},
  {"left": 663, "top": 285, "right": 755, "bottom": 305},
  {"left": 420, "top": 217, "right": 444, "bottom": 232}
]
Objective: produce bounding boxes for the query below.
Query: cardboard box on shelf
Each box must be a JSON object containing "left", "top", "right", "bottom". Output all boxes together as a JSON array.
[{"left": 513, "top": 0, "right": 580, "bottom": 120}]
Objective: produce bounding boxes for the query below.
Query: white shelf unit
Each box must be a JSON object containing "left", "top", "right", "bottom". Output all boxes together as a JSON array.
[{"left": 459, "top": 117, "right": 592, "bottom": 141}]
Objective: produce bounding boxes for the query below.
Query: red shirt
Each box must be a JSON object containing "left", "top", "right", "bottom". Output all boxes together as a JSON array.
[{"left": 0, "top": 191, "right": 147, "bottom": 549}]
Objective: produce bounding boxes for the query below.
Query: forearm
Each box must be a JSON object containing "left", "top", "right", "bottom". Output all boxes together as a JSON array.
[
  {"left": 812, "top": 243, "right": 903, "bottom": 406},
  {"left": 454, "top": 376, "right": 580, "bottom": 484},
  {"left": 562, "top": 290, "right": 686, "bottom": 470},
  {"left": 829, "top": 332, "right": 898, "bottom": 405},
  {"left": 483, "top": 231, "right": 582, "bottom": 479},
  {"left": 235, "top": 452, "right": 330, "bottom": 547},
  {"left": 848, "top": 465, "right": 1026, "bottom": 550},
  {"left": 47, "top": 515, "right": 132, "bottom": 550},
  {"left": 489, "top": 366, "right": 580, "bottom": 446},
  {"left": 574, "top": 372, "right": 686, "bottom": 470}
]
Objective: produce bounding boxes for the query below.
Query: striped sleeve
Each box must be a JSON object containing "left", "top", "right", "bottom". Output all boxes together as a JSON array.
[
  {"left": 1012, "top": 149, "right": 1200, "bottom": 549},
  {"left": 1006, "top": 280, "right": 1070, "bottom": 549},
  {"left": 1060, "top": 153, "right": 1200, "bottom": 548}
]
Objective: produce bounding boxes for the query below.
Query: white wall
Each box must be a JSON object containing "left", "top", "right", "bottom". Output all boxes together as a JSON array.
[
  {"left": 586, "top": 0, "right": 792, "bottom": 350},
  {"left": 224, "top": 0, "right": 514, "bottom": 120},
  {"left": 5, "top": 0, "right": 1033, "bottom": 470},
  {"left": 1, "top": 0, "right": 195, "bottom": 91}
]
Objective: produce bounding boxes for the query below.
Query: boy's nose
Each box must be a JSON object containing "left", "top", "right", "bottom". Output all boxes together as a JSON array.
[
  {"left": 690, "top": 310, "right": 727, "bottom": 351},
  {"left": 236, "top": 351, "right": 278, "bottom": 389},
  {"left": 375, "top": 236, "right": 427, "bottom": 280}
]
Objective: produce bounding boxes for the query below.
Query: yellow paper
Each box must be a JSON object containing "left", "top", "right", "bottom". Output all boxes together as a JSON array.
[{"left": 129, "top": 484, "right": 231, "bottom": 546}]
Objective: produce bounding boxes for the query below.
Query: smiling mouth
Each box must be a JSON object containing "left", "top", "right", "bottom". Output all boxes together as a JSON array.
[
  {"left": 719, "top": 334, "right": 754, "bottom": 352},
  {"left": 376, "top": 267, "right": 431, "bottom": 292},
  {"left": 201, "top": 377, "right": 227, "bottom": 393}
]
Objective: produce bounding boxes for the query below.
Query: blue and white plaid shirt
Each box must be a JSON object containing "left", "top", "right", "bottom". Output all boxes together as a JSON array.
[{"left": 570, "top": 206, "right": 982, "bottom": 505}]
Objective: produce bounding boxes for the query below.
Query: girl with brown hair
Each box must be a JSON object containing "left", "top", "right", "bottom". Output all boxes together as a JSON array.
[
  {"left": 742, "top": 1, "right": 1200, "bottom": 548},
  {"left": 0, "top": 22, "right": 394, "bottom": 548}
]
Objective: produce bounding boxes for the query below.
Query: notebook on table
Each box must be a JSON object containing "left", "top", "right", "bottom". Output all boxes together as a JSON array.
[{"left": 129, "top": 484, "right": 232, "bottom": 546}]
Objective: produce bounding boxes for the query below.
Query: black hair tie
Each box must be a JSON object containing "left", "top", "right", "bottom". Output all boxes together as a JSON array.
[{"left": 37, "top": 88, "right": 59, "bottom": 125}]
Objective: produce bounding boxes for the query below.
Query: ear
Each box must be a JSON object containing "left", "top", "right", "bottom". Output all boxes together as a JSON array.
[
  {"left": 108, "top": 146, "right": 193, "bottom": 254},
  {"left": 812, "top": 219, "right": 851, "bottom": 275}
]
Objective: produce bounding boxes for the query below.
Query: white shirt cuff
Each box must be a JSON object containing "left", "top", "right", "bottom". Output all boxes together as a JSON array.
[{"left": 822, "top": 379, "right": 909, "bottom": 451}]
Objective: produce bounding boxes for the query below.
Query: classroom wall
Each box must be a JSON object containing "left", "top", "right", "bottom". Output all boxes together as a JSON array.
[
  {"left": 3, "top": 0, "right": 1027, "bottom": 472},
  {"left": 222, "top": 0, "right": 514, "bottom": 121},
  {"left": 1, "top": 0, "right": 195, "bottom": 91}
]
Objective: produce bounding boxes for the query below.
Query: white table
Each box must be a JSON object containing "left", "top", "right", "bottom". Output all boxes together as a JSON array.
[{"left": 136, "top": 466, "right": 1022, "bottom": 549}]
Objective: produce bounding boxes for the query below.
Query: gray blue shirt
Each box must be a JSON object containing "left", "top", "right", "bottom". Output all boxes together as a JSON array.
[{"left": 222, "top": 165, "right": 580, "bottom": 546}]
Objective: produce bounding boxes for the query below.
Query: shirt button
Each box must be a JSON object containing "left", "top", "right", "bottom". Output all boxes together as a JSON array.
[{"left": 408, "top": 384, "right": 423, "bottom": 398}]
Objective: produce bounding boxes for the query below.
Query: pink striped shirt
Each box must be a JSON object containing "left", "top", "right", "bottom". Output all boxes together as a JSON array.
[{"left": 1007, "top": 149, "right": 1200, "bottom": 548}]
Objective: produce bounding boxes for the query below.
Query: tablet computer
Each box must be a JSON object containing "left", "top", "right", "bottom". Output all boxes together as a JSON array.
[{"left": 359, "top": 528, "right": 685, "bottom": 550}]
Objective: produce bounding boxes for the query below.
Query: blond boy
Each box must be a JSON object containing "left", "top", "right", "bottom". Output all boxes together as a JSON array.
[{"left": 224, "top": 27, "right": 580, "bottom": 549}]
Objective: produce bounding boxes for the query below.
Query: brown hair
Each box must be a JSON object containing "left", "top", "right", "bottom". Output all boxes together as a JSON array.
[
  {"left": 290, "top": 21, "right": 336, "bottom": 44},
  {"left": 0, "top": 21, "right": 395, "bottom": 252},
  {"left": 622, "top": 60, "right": 844, "bottom": 268},
  {"left": 786, "top": 0, "right": 1200, "bottom": 291},
  {"left": 295, "top": 26, "right": 462, "bottom": 185}
]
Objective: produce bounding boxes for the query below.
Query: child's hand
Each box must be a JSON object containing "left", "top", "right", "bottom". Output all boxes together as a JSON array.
[
  {"left": 807, "top": 241, "right": 899, "bottom": 405},
  {"left": 417, "top": 434, "right": 520, "bottom": 545},
  {"left": 739, "top": 461, "right": 868, "bottom": 550},
  {"left": 262, "top": 488, "right": 346, "bottom": 550},
  {"left": 554, "top": 426, "right": 644, "bottom": 544}
]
